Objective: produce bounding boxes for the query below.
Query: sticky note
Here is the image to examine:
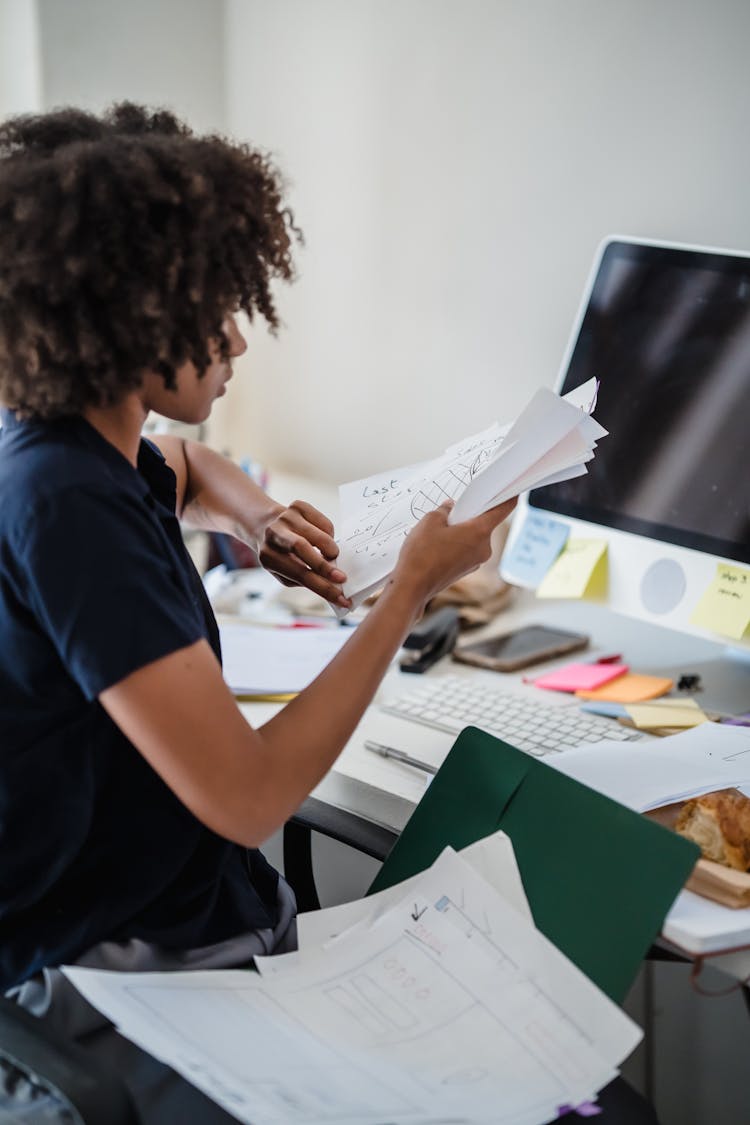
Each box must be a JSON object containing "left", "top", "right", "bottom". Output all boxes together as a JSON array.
[
  {"left": 502, "top": 512, "right": 569, "bottom": 587},
  {"left": 625, "top": 698, "right": 708, "bottom": 730},
  {"left": 533, "top": 662, "right": 629, "bottom": 693},
  {"left": 536, "top": 539, "right": 608, "bottom": 599},
  {"left": 576, "top": 673, "right": 674, "bottom": 703},
  {"left": 690, "top": 563, "right": 750, "bottom": 640}
]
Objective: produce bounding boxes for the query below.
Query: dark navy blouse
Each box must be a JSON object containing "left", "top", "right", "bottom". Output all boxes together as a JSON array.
[{"left": 0, "top": 409, "right": 278, "bottom": 990}]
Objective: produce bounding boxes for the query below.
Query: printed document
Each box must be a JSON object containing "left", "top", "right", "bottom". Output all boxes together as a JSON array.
[
  {"left": 65, "top": 846, "right": 639, "bottom": 1125},
  {"left": 337, "top": 377, "right": 606, "bottom": 609},
  {"left": 255, "top": 829, "right": 533, "bottom": 975}
]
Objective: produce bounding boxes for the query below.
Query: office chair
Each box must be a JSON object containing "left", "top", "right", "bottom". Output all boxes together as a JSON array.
[
  {"left": 283, "top": 796, "right": 397, "bottom": 912},
  {"left": 0, "top": 993, "right": 138, "bottom": 1124}
]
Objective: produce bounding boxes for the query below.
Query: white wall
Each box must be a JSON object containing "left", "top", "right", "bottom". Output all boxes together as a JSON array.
[
  {"left": 37, "top": 0, "right": 226, "bottom": 132},
  {"left": 0, "top": 0, "right": 41, "bottom": 115},
  {"left": 220, "top": 0, "right": 750, "bottom": 483}
]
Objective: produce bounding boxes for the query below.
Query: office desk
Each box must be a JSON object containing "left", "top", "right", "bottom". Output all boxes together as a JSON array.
[
  {"left": 241, "top": 585, "right": 750, "bottom": 978},
  {"left": 316, "top": 589, "right": 744, "bottom": 818}
]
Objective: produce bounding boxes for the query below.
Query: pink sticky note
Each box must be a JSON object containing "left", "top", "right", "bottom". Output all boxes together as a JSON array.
[{"left": 533, "top": 662, "right": 629, "bottom": 693}]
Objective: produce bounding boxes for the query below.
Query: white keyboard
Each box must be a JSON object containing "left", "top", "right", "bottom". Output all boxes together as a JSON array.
[{"left": 380, "top": 675, "right": 643, "bottom": 757}]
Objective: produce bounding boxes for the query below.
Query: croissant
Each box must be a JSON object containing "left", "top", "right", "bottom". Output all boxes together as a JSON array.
[{"left": 675, "top": 789, "right": 750, "bottom": 872}]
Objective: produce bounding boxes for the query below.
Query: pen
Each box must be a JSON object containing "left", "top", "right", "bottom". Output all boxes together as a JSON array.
[{"left": 364, "top": 740, "right": 438, "bottom": 775}]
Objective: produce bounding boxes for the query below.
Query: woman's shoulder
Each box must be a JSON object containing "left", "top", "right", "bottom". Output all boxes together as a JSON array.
[{"left": 0, "top": 416, "right": 143, "bottom": 544}]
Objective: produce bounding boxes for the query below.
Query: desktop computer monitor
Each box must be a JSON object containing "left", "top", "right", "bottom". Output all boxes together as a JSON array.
[{"left": 501, "top": 236, "right": 750, "bottom": 710}]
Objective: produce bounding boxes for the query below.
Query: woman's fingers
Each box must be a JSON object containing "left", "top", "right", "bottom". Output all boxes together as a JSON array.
[
  {"left": 259, "top": 500, "right": 348, "bottom": 595},
  {"left": 262, "top": 547, "right": 351, "bottom": 607}
]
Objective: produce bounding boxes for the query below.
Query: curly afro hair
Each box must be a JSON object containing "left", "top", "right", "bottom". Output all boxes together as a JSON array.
[{"left": 0, "top": 103, "right": 300, "bottom": 419}]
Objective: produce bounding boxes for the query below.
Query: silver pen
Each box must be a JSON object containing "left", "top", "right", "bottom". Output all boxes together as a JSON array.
[{"left": 364, "top": 740, "right": 438, "bottom": 775}]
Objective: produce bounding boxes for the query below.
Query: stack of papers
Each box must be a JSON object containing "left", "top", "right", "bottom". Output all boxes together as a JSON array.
[
  {"left": 548, "top": 723, "right": 750, "bottom": 813},
  {"left": 336, "top": 377, "right": 606, "bottom": 609},
  {"left": 219, "top": 621, "right": 352, "bottom": 696},
  {"left": 65, "top": 836, "right": 640, "bottom": 1125}
]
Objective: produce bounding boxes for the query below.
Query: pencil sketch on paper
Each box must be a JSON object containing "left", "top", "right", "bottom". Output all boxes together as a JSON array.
[
  {"left": 339, "top": 424, "right": 505, "bottom": 567},
  {"left": 336, "top": 378, "right": 606, "bottom": 611}
]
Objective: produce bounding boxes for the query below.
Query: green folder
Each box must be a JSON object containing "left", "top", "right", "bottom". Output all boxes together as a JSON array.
[{"left": 368, "top": 727, "right": 699, "bottom": 1003}]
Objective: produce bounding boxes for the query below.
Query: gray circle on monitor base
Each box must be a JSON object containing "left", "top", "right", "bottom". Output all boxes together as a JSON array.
[{"left": 640, "top": 558, "right": 687, "bottom": 614}]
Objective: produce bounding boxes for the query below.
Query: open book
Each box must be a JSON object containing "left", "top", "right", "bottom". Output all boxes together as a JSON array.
[{"left": 337, "top": 377, "right": 606, "bottom": 610}]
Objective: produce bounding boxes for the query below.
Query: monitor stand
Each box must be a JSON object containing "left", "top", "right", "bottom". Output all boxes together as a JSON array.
[{"left": 648, "top": 646, "right": 750, "bottom": 719}]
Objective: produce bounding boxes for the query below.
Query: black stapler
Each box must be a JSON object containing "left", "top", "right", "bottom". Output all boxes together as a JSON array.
[{"left": 399, "top": 606, "right": 461, "bottom": 674}]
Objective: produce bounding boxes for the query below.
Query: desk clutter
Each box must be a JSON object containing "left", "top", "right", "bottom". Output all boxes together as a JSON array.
[
  {"left": 65, "top": 720, "right": 701, "bottom": 1125},
  {"left": 503, "top": 512, "right": 750, "bottom": 642},
  {"left": 204, "top": 549, "right": 750, "bottom": 951},
  {"left": 526, "top": 658, "right": 715, "bottom": 734}
]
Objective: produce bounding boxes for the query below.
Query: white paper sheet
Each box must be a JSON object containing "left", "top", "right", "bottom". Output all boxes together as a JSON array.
[
  {"left": 218, "top": 622, "right": 352, "bottom": 694},
  {"left": 290, "top": 829, "right": 532, "bottom": 958},
  {"left": 547, "top": 723, "right": 750, "bottom": 812},
  {"left": 64, "top": 847, "right": 639, "bottom": 1125},
  {"left": 336, "top": 378, "right": 605, "bottom": 608}
]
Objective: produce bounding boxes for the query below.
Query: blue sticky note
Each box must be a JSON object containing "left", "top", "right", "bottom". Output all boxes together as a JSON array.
[{"left": 503, "top": 512, "right": 570, "bottom": 587}]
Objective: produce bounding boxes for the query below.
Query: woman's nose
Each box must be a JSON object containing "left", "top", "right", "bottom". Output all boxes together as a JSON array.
[{"left": 225, "top": 314, "right": 248, "bottom": 358}]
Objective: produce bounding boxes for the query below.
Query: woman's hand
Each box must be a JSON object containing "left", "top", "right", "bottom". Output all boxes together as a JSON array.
[
  {"left": 151, "top": 435, "right": 351, "bottom": 609},
  {"left": 390, "top": 497, "right": 518, "bottom": 617},
  {"left": 258, "top": 500, "right": 351, "bottom": 609}
]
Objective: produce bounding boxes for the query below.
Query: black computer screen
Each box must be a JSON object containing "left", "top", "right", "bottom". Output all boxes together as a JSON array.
[{"left": 530, "top": 240, "right": 750, "bottom": 565}]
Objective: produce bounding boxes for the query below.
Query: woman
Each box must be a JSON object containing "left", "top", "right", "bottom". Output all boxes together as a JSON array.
[{"left": 0, "top": 104, "right": 515, "bottom": 1118}]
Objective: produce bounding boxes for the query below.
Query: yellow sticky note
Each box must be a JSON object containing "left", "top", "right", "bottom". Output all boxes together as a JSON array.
[
  {"left": 625, "top": 698, "right": 708, "bottom": 730},
  {"left": 690, "top": 563, "right": 750, "bottom": 640},
  {"left": 536, "top": 539, "right": 608, "bottom": 599}
]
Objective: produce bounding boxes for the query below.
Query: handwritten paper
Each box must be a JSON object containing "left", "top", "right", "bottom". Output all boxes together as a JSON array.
[
  {"left": 690, "top": 563, "right": 750, "bottom": 640},
  {"left": 501, "top": 512, "right": 570, "bottom": 587},
  {"left": 336, "top": 378, "right": 606, "bottom": 610},
  {"left": 536, "top": 539, "right": 608, "bottom": 599}
]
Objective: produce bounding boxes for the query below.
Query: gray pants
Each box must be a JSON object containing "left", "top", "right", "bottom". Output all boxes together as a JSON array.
[{"left": 5, "top": 877, "right": 297, "bottom": 1124}]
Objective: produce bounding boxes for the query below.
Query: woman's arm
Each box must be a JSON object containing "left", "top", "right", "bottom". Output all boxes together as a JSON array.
[
  {"left": 151, "top": 434, "right": 349, "bottom": 607},
  {"left": 99, "top": 499, "right": 516, "bottom": 848}
]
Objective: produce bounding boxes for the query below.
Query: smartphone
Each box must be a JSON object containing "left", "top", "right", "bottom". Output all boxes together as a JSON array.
[{"left": 452, "top": 624, "right": 589, "bottom": 673}]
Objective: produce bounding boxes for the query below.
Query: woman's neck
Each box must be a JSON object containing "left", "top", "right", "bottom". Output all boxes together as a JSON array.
[{"left": 83, "top": 393, "right": 148, "bottom": 466}]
